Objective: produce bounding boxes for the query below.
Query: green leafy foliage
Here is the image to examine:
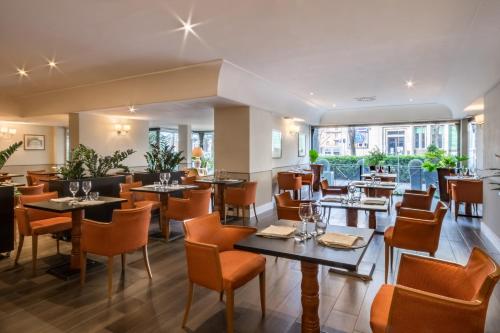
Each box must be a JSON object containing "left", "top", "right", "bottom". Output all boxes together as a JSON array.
[
  {"left": 0, "top": 141, "right": 23, "bottom": 170},
  {"left": 365, "top": 146, "right": 387, "bottom": 166},
  {"left": 58, "top": 144, "right": 135, "bottom": 180},
  {"left": 309, "top": 149, "right": 319, "bottom": 163},
  {"left": 421, "top": 144, "right": 467, "bottom": 171},
  {"left": 145, "top": 143, "right": 185, "bottom": 173}
]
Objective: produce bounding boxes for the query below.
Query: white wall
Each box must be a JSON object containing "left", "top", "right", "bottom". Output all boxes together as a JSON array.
[
  {"left": 483, "top": 82, "right": 500, "bottom": 241},
  {"left": 271, "top": 116, "right": 311, "bottom": 169},
  {"left": 77, "top": 113, "right": 149, "bottom": 168}
]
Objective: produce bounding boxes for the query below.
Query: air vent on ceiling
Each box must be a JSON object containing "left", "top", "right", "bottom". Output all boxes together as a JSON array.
[{"left": 354, "top": 96, "right": 376, "bottom": 102}]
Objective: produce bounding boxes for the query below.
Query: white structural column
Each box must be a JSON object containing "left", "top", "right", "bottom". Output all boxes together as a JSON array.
[{"left": 178, "top": 124, "right": 192, "bottom": 168}]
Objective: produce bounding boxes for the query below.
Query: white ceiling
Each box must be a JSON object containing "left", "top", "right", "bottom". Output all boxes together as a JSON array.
[{"left": 2, "top": 0, "right": 500, "bottom": 118}]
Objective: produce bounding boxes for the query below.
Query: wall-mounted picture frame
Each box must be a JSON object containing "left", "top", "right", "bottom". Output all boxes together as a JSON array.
[
  {"left": 272, "top": 130, "right": 282, "bottom": 158},
  {"left": 298, "top": 132, "right": 306, "bottom": 157},
  {"left": 24, "top": 134, "right": 45, "bottom": 150}
]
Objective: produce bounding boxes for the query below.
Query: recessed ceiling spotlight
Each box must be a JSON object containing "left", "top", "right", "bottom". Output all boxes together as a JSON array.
[
  {"left": 128, "top": 105, "right": 136, "bottom": 113},
  {"left": 309, "top": 92, "right": 314, "bottom": 96},
  {"left": 48, "top": 59, "right": 57, "bottom": 68},
  {"left": 405, "top": 80, "right": 414, "bottom": 88},
  {"left": 409, "top": 98, "right": 414, "bottom": 102},
  {"left": 16, "top": 67, "right": 28, "bottom": 77},
  {"left": 183, "top": 21, "right": 194, "bottom": 34},
  {"left": 332, "top": 103, "right": 337, "bottom": 108}
]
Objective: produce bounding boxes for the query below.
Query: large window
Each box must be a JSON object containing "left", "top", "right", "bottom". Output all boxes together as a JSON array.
[
  {"left": 431, "top": 125, "right": 445, "bottom": 148},
  {"left": 149, "top": 128, "right": 179, "bottom": 150},
  {"left": 414, "top": 126, "right": 426, "bottom": 149},
  {"left": 385, "top": 129, "right": 406, "bottom": 155},
  {"left": 354, "top": 128, "right": 369, "bottom": 149}
]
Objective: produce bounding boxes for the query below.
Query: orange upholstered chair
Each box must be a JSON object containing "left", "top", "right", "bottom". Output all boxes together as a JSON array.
[
  {"left": 26, "top": 170, "right": 45, "bottom": 186},
  {"left": 274, "top": 191, "right": 313, "bottom": 221},
  {"left": 451, "top": 179, "right": 483, "bottom": 221},
  {"left": 26, "top": 171, "right": 58, "bottom": 192},
  {"left": 301, "top": 172, "right": 314, "bottom": 198},
  {"left": 395, "top": 185, "right": 436, "bottom": 214},
  {"left": 182, "top": 212, "right": 265, "bottom": 333},
  {"left": 164, "top": 188, "right": 211, "bottom": 238},
  {"left": 277, "top": 172, "right": 302, "bottom": 199},
  {"left": 224, "top": 181, "right": 258, "bottom": 224},
  {"left": 320, "top": 179, "right": 348, "bottom": 197},
  {"left": 384, "top": 201, "right": 448, "bottom": 282},
  {"left": 371, "top": 247, "right": 499, "bottom": 333},
  {"left": 14, "top": 192, "right": 72, "bottom": 275},
  {"left": 119, "top": 181, "right": 160, "bottom": 210},
  {"left": 17, "top": 184, "right": 45, "bottom": 196},
  {"left": 80, "top": 204, "right": 153, "bottom": 298}
]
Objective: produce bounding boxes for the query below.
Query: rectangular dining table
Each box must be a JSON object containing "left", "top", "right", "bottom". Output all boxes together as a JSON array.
[
  {"left": 235, "top": 222, "right": 375, "bottom": 333},
  {"left": 321, "top": 196, "right": 388, "bottom": 234},
  {"left": 361, "top": 172, "right": 397, "bottom": 180},
  {"left": 23, "top": 196, "right": 126, "bottom": 280},
  {"left": 131, "top": 184, "right": 199, "bottom": 241},
  {"left": 194, "top": 178, "right": 243, "bottom": 216}
]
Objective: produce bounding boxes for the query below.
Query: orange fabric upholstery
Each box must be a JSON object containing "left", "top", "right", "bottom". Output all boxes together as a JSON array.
[
  {"left": 119, "top": 181, "right": 160, "bottom": 210},
  {"left": 395, "top": 185, "right": 436, "bottom": 214},
  {"left": 17, "top": 184, "right": 45, "bottom": 196},
  {"left": 451, "top": 179, "right": 483, "bottom": 220},
  {"left": 14, "top": 192, "right": 72, "bottom": 274},
  {"left": 224, "top": 181, "right": 259, "bottom": 224},
  {"left": 26, "top": 170, "right": 45, "bottom": 186},
  {"left": 301, "top": 173, "right": 314, "bottom": 198},
  {"left": 182, "top": 212, "right": 265, "bottom": 332},
  {"left": 165, "top": 188, "right": 211, "bottom": 220},
  {"left": 384, "top": 201, "right": 448, "bottom": 282},
  {"left": 181, "top": 176, "right": 197, "bottom": 185},
  {"left": 26, "top": 172, "right": 58, "bottom": 191},
  {"left": 320, "top": 179, "right": 348, "bottom": 196},
  {"left": 274, "top": 191, "right": 313, "bottom": 221},
  {"left": 80, "top": 204, "right": 153, "bottom": 297},
  {"left": 277, "top": 172, "right": 302, "bottom": 192},
  {"left": 371, "top": 248, "right": 499, "bottom": 333}
]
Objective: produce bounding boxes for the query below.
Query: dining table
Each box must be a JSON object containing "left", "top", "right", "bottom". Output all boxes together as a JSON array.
[
  {"left": 287, "top": 169, "right": 313, "bottom": 199},
  {"left": 130, "top": 184, "right": 199, "bottom": 241},
  {"left": 0, "top": 173, "right": 23, "bottom": 182},
  {"left": 351, "top": 180, "right": 397, "bottom": 197},
  {"left": 194, "top": 178, "right": 244, "bottom": 216},
  {"left": 445, "top": 175, "right": 483, "bottom": 216},
  {"left": 361, "top": 172, "right": 397, "bottom": 181},
  {"left": 23, "top": 196, "right": 126, "bottom": 280},
  {"left": 321, "top": 196, "right": 388, "bottom": 233},
  {"left": 235, "top": 221, "right": 375, "bottom": 333}
]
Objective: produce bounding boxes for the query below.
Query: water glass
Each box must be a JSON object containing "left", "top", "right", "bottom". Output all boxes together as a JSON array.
[
  {"left": 89, "top": 191, "right": 99, "bottom": 201},
  {"left": 315, "top": 218, "right": 327, "bottom": 235},
  {"left": 153, "top": 181, "right": 161, "bottom": 189},
  {"left": 159, "top": 173, "right": 167, "bottom": 187},
  {"left": 69, "top": 181, "right": 79, "bottom": 200},
  {"left": 172, "top": 180, "right": 178, "bottom": 187},
  {"left": 82, "top": 180, "right": 92, "bottom": 200},
  {"left": 165, "top": 172, "right": 171, "bottom": 185}
]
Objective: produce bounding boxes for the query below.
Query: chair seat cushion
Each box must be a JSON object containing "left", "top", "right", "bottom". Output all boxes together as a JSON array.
[
  {"left": 31, "top": 217, "right": 72, "bottom": 235},
  {"left": 384, "top": 226, "right": 394, "bottom": 245},
  {"left": 220, "top": 250, "right": 265, "bottom": 290},
  {"left": 135, "top": 200, "right": 160, "bottom": 210},
  {"left": 370, "top": 284, "right": 394, "bottom": 333}
]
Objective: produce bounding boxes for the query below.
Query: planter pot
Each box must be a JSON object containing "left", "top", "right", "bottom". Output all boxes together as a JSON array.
[
  {"left": 310, "top": 164, "right": 323, "bottom": 191},
  {"left": 49, "top": 175, "right": 126, "bottom": 222},
  {"left": 0, "top": 185, "right": 15, "bottom": 253},
  {"left": 423, "top": 170, "right": 438, "bottom": 191},
  {"left": 133, "top": 171, "right": 185, "bottom": 185},
  {"left": 437, "top": 167, "right": 454, "bottom": 202}
]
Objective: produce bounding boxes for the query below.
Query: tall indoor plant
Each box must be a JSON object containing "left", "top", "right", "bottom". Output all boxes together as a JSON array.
[{"left": 0, "top": 141, "right": 23, "bottom": 171}]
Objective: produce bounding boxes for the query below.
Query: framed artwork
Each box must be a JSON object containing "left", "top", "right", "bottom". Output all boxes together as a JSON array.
[
  {"left": 24, "top": 134, "right": 45, "bottom": 150},
  {"left": 272, "top": 130, "right": 282, "bottom": 158},
  {"left": 298, "top": 133, "right": 306, "bottom": 157}
]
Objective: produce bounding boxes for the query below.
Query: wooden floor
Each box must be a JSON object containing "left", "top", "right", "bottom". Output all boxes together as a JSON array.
[{"left": 1, "top": 193, "right": 499, "bottom": 333}]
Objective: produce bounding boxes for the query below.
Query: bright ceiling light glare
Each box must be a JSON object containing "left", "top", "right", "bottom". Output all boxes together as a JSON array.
[
  {"left": 48, "top": 59, "right": 57, "bottom": 68},
  {"left": 128, "top": 105, "right": 136, "bottom": 113},
  {"left": 309, "top": 92, "right": 314, "bottom": 96},
  {"left": 409, "top": 98, "right": 414, "bottom": 102},
  {"left": 292, "top": 117, "right": 305, "bottom": 122},
  {"left": 405, "top": 80, "right": 414, "bottom": 88},
  {"left": 332, "top": 103, "right": 337, "bottom": 108},
  {"left": 16, "top": 67, "right": 28, "bottom": 77}
]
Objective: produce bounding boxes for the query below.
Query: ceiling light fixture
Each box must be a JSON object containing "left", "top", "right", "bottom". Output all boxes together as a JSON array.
[
  {"left": 309, "top": 92, "right": 314, "bottom": 96},
  {"left": 128, "top": 105, "right": 136, "bottom": 113},
  {"left": 48, "top": 60, "right": 57, "bottom": 68},
  {"left": 332, "top": 103, "right": 337, "bottom": 108},
  {"left": 17, "top": 68, "right": 28, "bottom": 77},
  {"left": 405, "top": 80, "right": 414, "bottom": 88},
  {"left": 0, "top": 126, "right": 16, "bottom": 139},
  {"left": 409, "top": 98, "right": 414, "bottom": 102}
]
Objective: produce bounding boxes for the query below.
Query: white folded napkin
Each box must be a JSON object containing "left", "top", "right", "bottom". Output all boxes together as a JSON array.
[
  {"left": 318, "top": 232, "right": 359, "bottom": 248},
  {"left": 361, "top": 198, "right": 387, "bottom": 205},
  {"left": 321, "top": 196, "right": 343, "bottom": 202},
  {"left": 50, "top": 197, "right": 75, "bottom": 202},
  {"left": 74, "top": 200, "right": 105, "bottom": 206},
  {"left": 256, "top": 225, "right": 296, "bottom": 238}
]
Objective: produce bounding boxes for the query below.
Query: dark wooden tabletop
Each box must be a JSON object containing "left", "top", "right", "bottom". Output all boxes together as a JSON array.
[
  {"left": 23, "top": 196, "right": 126, "bottom": 213},
  {"left": 320, "top": 198, "right": 388, "bottom": 212},
  {"left": 235, "top": 222, "right": 374, "bottom": 271},
  {"left": 194, "top": 178, "right": 243, "bottom": 185},
  {"left": 130, "top": 184, "right": 198, "bottom": 194}
]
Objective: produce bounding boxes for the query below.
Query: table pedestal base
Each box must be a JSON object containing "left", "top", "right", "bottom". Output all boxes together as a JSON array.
[
  {"left": 48, "top": 257, "right": 104, "bottom": 280},
  {"left": 301, "top": 261, "right": 320, "bottom": 333},
  {"left": 329, "top": 262, "right": 375, "bottom": 281}
]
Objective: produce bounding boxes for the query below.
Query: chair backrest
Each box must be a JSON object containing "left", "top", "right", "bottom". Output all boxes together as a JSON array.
[
  {"left": 302, "top": 173, "right": 313, "bottom": 182},
  {"left": 463, "top": 247, "right": 500, "bottom": 302},
  {"left": 17, "top": 184, "right": 45, "bottom": 196},
  {"left": 277, "top": 172, "right": 301, "bottom": 190},
  {"left": 186, "top": 189, "right": 211, "bottom": 218},
  {"left": 184, "top": 212, "right": 222, "bottom": 245},
  {"left": 181, "top": 176, "right": 197, "bottom": 185},
  {"left": 242, "top": 181, "right": 258, "bottom": 204},
  {"left": 18, "top": 191, "right": 66, "bottom": 222},
  {"left": 453, "top": 179, "right": 483, "bottom": 204},
  {"left": 274, "top": 191, "right": 295, "bottom": 207},
  {"left": 427, "top": 184, "right": 437, "bottom": 196},
  {"left": 320, "top": 179, "right": 329, "bottom": 190},
  {"left": 120, "top": 181, "right": 143, "bottom": 192},
  {"left": 108, "top": 204, "right": 152, "bottom": 252}
]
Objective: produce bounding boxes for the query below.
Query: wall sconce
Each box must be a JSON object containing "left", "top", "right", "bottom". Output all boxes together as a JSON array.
[
  {"left": 114, "top": 124, "right": 130, "bottom": 136},
  {"left": 474, "top": 114, "right": 485, "bottom": 125},
  {"left": 0, "top": 126, "right": 16, "bottom": 139},
  {"left": 289, "top": 124, "right": 300, "bottom": 135}
]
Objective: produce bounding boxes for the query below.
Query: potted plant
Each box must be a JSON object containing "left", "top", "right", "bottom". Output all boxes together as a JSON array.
[
  {"left": 134, "top": 143, "right": 185, "bottom": 185},
  {"left": 0, "top": 141, "right": 23, "bottom": 172},
  {"left": 308, "top": 149, "right": 323, "bottom": 191},
  {"left": 366, "top": 146, "right": 387, "bottom": 172},
  {"left": 309, "top": 149, "right": 319, "bottom": 164}
]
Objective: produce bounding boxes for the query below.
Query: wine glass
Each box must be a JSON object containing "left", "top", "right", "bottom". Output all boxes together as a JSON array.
[
  {"left": 82, "top": 180, "right": 92, "bottom": 200},
  {"left": 159, "top": 173, "right": 167, "bottom": 188},
  {"left": 298, "top": 203, "right": 312, "bottom": 239},
  {"left": 165, "top": 172, "right": 171, "bottom": 186},
  {"left": 69, "top": 181, "right": 79, "bottom": 201}
]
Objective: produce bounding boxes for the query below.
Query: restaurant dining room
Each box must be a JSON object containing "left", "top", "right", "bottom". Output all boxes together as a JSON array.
[{"left": 1, "top": 1, "right": 500, "bottom": 332}]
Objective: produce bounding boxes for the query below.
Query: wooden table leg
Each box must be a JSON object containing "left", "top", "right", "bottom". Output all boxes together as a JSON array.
[
  {"left": 301, "top": 261, "right": 320, "bottom": 333},
  {"left": 368, "top": 211, "right": 376, "bottom": 229},
  {"left": 214, "top": 184, "right": 227, "bottom": 216},
  {"left": 160, "top": 193, "right": 169, "bottom": 239},
  {"left": 366, "top": 187, "right": 376, "bottom": 197},
  {"left": 465, "top": 203, "right": 472, "bottom": 216},
  {"left": 293, "top": 189, "right": 299, "bottom": 200},
  {"left": 70, "top": 209, "right": 84, "bottom": 270},
  {"left": 346, "top": 208, "right": 358, "bottom": 227}
]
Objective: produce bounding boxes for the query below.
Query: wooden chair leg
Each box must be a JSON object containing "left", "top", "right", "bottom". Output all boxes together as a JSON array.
[
  {"left": 226, "top": 288, "right": 234, "bottom": 333},
  {"left": 80, "top": 251, "right": 87, "bottom": 285},
  {"left": 56, "top": 234, "right": 60, "bottom": 255},
  {"left": 242, "top": 206, "right": 246, "bottom": 225},
  {"left": 220, "top": 290, "right": 224, "bottom": 301},
  {"left": 454, "top": 202, "right": 460, "bottom": 221},
  {"left": 390, "top": 246, "right": 394, "bottom": 272},
  {"left": 253, "top": 203, "right": 259, "bottom": 225},
  {"left": 32, "top": 234, "right": 38, "bottom": 276},
  {"left": 121, "top": 253, "right": 126, "bottom": 274},
  {"left": 14, "top": 234, "right": 24, "bottom": 265},
  {"left": 107, "top": 256, "right": 113, "bottom": 298},
  {"left": 142, "top": 245, "right": 153, "bottom": 279},
  {"left": 259, "top": 271, "right": 266, "bottom": 317},
  {"left": 182, "top": 282, "right": 194, "bottom": 328},
  {"left": 224, "top": 204, "right": 228, "bottom": 224},
  {"left": 384, "top": 242, "right": 389, "bottom": 283}
]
